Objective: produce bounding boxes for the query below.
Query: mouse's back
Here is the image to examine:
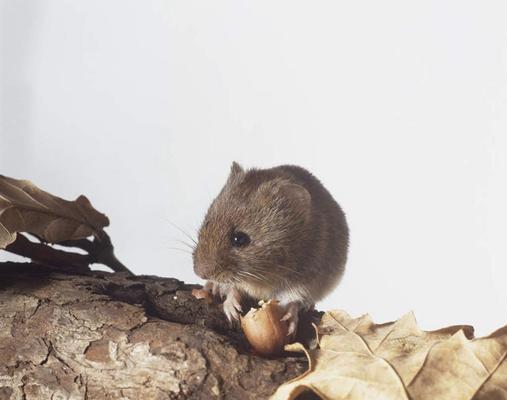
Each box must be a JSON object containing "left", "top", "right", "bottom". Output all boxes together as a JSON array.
[{"left": 267, "top": 164, "right": 349, "bottom": 302}]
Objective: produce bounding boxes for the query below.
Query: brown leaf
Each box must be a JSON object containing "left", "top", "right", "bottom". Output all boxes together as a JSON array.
[
  {"left": 0, "top": 175, "right": 109, "bottom": 249},
  {"left": 272, "top": 310, "right": 507, "bottom": 400}
]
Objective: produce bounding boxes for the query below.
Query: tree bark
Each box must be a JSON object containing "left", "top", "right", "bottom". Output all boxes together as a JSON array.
[{"left": 0, "top": 262, "right": 310, "bottom": 400}]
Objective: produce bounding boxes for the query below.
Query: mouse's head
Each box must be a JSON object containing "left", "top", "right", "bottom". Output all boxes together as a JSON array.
[{"left": 193, "top": 162, "right": 311, "bottom": 288}]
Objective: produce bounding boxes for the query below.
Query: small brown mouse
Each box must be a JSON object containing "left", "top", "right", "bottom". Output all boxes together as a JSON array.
[{"left": 193, "top": 162, "right": 349, "bottom": 335}]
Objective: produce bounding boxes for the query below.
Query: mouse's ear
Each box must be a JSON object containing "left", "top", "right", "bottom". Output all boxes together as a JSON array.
[
  {"left": 230, "top": 161, "right": 244, "bottom": 176},
  {"left": 278, "top": 182, "right": 311, "bottom": 212},
  {"left": 258, "top": 179, "right": 311, "bottom": 219},
  {"left": 226, "top": 161, "right": 245, "bottom": 185}
]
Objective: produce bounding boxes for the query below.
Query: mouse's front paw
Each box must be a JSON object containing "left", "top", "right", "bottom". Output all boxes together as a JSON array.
[
  {"left": 223, "top": 287, "right": 243, "bottom": 323},
  {"left": 203, "top": 281, "right": 225, "bottom": 299},
  {"left": 280, "top": 302, "right": 300, "bottom": 338}
]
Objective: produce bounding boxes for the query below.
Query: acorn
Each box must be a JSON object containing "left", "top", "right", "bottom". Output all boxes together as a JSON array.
[{"left": 240, "top": 299, "right": 289, "bottom": 356}]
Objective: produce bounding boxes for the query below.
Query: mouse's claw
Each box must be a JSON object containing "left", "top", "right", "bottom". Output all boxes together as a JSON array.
[
  {"left": 223, "top": 287, "right": 243, "bottom": 324},
  {"left": 280, "top": 302, "right": 300, "bottom": 338}
]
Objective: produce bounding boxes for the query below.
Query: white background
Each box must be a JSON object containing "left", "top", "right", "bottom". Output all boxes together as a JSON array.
[{"left": 1, "top": 1, "right": 506, "bottom": 335}]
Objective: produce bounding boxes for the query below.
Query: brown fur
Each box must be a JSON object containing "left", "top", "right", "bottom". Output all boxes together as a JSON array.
[{"left": 193, "top": 162, "right": 349, "bottom": 306}]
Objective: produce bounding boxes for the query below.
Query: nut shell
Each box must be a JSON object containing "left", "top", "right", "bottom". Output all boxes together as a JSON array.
[
  {"left": 240, "top": 300, "right": 289, "bottom": 356},
  {"left": 191, "top": 288, "right": 213, "bottom": 304}
]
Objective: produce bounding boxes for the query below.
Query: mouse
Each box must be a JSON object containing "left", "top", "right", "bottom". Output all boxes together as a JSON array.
[{"left": 193, "top": 162, "right": 349, "bottom": 336}]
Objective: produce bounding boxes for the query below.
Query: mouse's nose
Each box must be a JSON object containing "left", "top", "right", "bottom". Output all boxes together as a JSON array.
[{"left": 193, "top": 260, "right": 212, "bottom": 280}]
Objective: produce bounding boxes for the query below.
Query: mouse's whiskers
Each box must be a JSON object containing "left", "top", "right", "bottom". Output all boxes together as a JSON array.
[
  {"left": 168, "top": 247, "right": 193, "bottom": 255},
  {"left": 274, "top": 264, "right": 304, "bottom": 277},
  {"left": 247, "top": 265, "right": 290, "bottom": 279},
  {"left": 176, "top": 239, "right": 195, "bottom": 251},
  {"left": 237, "top": 270, "right": 269, "bottom": 284},
  {"left": 168, "top": 221, "right": 198, "bottom": 246}
]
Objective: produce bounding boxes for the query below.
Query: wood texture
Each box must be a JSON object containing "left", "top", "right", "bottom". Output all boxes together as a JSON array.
[{"left": 0, "top": 262, "right": 307, "bottom": 399}]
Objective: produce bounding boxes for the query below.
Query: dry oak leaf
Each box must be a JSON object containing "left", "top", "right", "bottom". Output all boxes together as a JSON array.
[
  {"left": 0, "top": 175, "right": 109, "bottom": 249},
  {"left": 272, "top": 310, "right": 507, "bottom": 400}
]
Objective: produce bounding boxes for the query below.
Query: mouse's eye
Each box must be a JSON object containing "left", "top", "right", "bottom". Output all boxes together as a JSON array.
[{"left": 230, "top": 231, "right": 250, "bottom": 247}]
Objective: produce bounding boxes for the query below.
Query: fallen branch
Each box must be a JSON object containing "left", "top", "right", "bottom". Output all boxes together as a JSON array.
[{"left": 4, "top": 232, "right": 133, "bottom": 275}]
